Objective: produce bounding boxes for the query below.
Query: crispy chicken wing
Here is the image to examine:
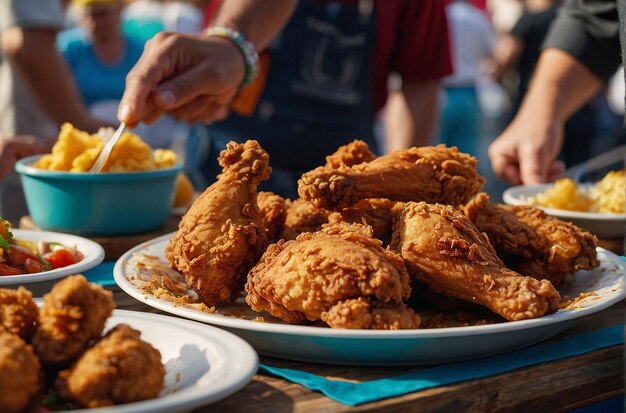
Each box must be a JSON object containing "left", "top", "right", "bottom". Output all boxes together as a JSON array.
[
  {"left": 166, "top": 140, "right": 271, "bottom": 306},
  {"left": 0, "top": 329, "right": 40, "bottom": 413},
  {"left": 56, "top": 324, "right": 164, "bottom": 408},
  {"left": 33, "top": 275, "right": 115, "bottom": 366},
  {"left": 257, "top": 191, "right": 288, "bottom": 244},
  {"left": 391, "top": 202, "right": 560, "bottom": 321},
  {"left": 463, "top": 193, "right": 599, "bottom": 287},
  {"left": 246, "top": 222, "right": 420, "bottom": 329},
  {"left": 298, "top": 145, "right": 484, "bottom": 209},
  {"left": 0, "top": 287, "right": 38, "bottom": 340}
]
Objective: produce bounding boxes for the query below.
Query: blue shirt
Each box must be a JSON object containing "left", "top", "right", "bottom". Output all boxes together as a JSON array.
[{"left": 58, "top": 28, "right": 144, "bottom": 106}]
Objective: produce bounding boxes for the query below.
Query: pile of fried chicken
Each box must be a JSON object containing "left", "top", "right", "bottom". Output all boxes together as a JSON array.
[
  {"left": 0, "top": 276, "right": 164, "bottom": 412},
  {"left": 167, "top": 140, "right": 599, "bottom": 330}
]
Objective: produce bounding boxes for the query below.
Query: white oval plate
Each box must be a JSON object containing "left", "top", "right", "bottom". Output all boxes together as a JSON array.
[
  {"left": 114, "top": 233, "right": 625, "bottom": 366},
  {"left": 503, "top": 184, "right": 626, "bottom": 239},
  {"left": 1, "top": 229, "right": 105, "bottom": 289},
  {"left": 64, "top": 310, "right": 258, "bottom": 413}
]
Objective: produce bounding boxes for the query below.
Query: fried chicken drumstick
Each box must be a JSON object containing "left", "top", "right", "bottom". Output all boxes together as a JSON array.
[
  {"left": 298, "top": 145, "right": 484, "bottom": 209},
  {"left": 391, "top": 202, "right": 560, "bottom": 321},
  {"left": 167, "top": 140, "right": 271, "bottom": 306},
  {"left": 246, "top": 222, "right": 420, "bottom": 329},
  {"left": 463, "top": 193, "right": 598, "bottom": 287}
]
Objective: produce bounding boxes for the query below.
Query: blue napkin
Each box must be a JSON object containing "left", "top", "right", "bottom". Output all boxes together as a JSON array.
[
  {"left": 83, "top": 261, "right": 116, "bottom": 286},
  {"left": 259, "top": 324, "right": 624, "bottom": 406}
]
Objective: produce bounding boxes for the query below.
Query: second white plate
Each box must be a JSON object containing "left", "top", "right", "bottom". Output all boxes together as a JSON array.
[
  {"left": 114, "top": 233, "right": 625, "bottom": 366},
  {"left": 1, "top": 229, "right": 105, "bottom": 293}
]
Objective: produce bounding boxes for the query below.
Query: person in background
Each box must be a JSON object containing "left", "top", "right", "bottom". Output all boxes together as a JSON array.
[
  {"left": 117, "top": 0, "right": 452, "bottom": 198},
  {"left": 0, "top": 0, "right": 101, "bottom": 222},
  {"left": 492, "top": 0, "right": 600, "bottom": 170},
  {"left": 489, "top": 0, "right": 621, "bottom": 185},
  {"left": 437, "top": 0, "right": 494, "bottom": 156}
]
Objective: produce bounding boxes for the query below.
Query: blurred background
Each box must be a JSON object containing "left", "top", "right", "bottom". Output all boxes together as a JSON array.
[{"left": 30, "top": 0, "right": 626, "bottom": 200}]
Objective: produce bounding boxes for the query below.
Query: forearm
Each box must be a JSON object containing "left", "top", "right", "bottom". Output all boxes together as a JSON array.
[
  {"left": 213, "top": 0, "right": 297, "bottom": 51},
  {"left": 2, "top": 28, "right": 97, "bottom": 132},
  {"left": 385, "top": 80, "right": 439, "bottom": 152},
  {"left": 514, "top": 48, "right": 603, "bottom": 127}
]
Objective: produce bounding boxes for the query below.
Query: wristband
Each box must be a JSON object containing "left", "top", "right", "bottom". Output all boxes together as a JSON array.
[{"left": 205, "top": 26, "right": 260, "bottom": 87}]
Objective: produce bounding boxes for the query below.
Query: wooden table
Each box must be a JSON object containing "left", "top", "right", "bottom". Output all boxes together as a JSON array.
[{"left": 113, "top": 289, "right": 625, "bottom": 412}]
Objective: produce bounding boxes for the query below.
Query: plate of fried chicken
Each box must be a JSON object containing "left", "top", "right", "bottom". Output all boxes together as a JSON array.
[{"left": 114, "top": 140, "right": 625, "bottom": 366}]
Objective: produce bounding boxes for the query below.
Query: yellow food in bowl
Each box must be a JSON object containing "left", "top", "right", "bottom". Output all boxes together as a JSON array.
[
  {"left": 34, "top": 123, "right": 176, "bottom": 172},
  {"left": 527, "top": 169, "right": 626, "bottom": 214}
]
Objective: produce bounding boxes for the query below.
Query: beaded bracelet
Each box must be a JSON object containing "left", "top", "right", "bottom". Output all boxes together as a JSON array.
[{"left": 205, "top": 26, "right": 260, "bottom": 87}]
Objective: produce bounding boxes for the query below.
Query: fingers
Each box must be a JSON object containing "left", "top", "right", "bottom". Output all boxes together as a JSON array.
[
  {"left": 489, "top": 139, "right": 521, "bottom": 185},
  {"left": 118, "top": 33, "right": 177, "bottom": 126}
]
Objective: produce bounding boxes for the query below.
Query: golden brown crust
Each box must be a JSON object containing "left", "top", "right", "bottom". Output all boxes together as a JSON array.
[
  {"left": 33, "top": 275, "right": 115, "bottom": 366},
  {"left": 0, "top": 287, "right": 38, "bottom": 340},
  {"left": 257, "top": 191, "right": 288, "bottom": 244},
  {"left": 0, "top": 330, "right": 40, "bottom": 413},
  {"left": 245, "top": 222, "right": 414, "bottom": 328},
  {"left": 463, "top": 193, "right": 599, "bottom": 287},
  {"left": 166, "top": 140, "right": 270, "bottom": 306},
  {"left": 56, "top": 324, "right": 164, "bottom": 408},
  {"left": 391, "top": 202, "right": 561, "bottom": 321},
  {"left": 324, "top": 139, "right": 377, "bottom": 169},
  {"left": 298, "top": 145, "right": 485, "bottom": 209}
]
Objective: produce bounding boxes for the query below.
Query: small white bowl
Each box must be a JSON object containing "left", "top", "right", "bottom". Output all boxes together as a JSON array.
[{"left": 503, "top": 184, "right": 626, "bottom": 239}]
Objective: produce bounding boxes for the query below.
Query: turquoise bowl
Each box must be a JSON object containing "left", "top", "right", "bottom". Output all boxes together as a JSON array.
[{"left": 15, "top": 155, "right": 182, "bottom": 237}]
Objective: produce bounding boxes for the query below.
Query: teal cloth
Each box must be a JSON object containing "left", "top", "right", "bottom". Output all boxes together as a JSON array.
[
  {"left": 83, "top": 261, "right": 116, "bottom": 287},
  {"left": 259, "top": 324, "right": 624, "bottom": 406}
]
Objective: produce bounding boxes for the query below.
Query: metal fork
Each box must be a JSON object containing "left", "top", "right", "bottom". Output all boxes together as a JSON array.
[
  {"left": 562, "top": 144, "right": 626, "bottom": 182},
  {"left": 89, "top": 122, "right": 126, "bottom": 173}
]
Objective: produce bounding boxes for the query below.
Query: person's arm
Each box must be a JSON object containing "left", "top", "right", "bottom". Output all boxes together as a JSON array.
[
  {"left": 385, "top": 80, "right": 439, "bottom": 152},
  {"left": 489, "top": 48, "right": 604, "bottom": 184},
  {"left": 118, "top": 0, "right": 297, "bottom": 126},
  {"left": 1, "top": 28, "right": 100, "bottom": 133},
  {"left": 488, "top": 0, "right": 620, "bottom": 185}
]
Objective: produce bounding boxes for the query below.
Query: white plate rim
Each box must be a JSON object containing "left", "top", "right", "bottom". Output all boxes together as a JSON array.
[
  {"left": 67, "top": 309, "right": 259, "bottom": 413},
  {"left": 114, "top": 233, "right": 626, "bottom": 340},
  {"left": 503, "top": 184, "right": 626, "bottom": 222},
  {"left": 0, "top": 229, "right": 105, "bottom": 285}
]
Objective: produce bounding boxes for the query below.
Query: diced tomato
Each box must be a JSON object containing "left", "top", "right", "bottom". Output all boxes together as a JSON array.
[
  {"left": 0, "top": 263, "right": 22, "bottom": 276},
  {"left": 6, "top": 245, "right": 40, "bottom": 266},
  {"left": 44, "top": 249, "right": 78, "bottom": 269},
  {"left": 24, "top": 258, "right": 46, "bottom": 273}
]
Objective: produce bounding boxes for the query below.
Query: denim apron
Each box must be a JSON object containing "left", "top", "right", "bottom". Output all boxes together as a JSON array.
[{"left": 197, "top": 0, "right": 377, "bottom": 199}]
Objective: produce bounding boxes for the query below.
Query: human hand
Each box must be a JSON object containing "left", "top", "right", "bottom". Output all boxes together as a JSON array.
[
  {"left": 0, "top": 136, "right": 38, "bottom": 182},
  {"left": 488, "top": 116, "right": 565, "bottom": 185},
  {"left": 118, "top": 33, "right": 245, "bottom": 127}
]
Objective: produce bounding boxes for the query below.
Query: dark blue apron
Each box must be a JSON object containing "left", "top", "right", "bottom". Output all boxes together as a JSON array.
[{"left": 198, "top": 0, "right": 378, "bottom": 199}]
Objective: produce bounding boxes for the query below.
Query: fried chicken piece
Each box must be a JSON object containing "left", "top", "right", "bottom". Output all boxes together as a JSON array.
[
  {"left": 0, "top": 287, "right": 38, "bottom": 340},
  {"left": 280, "top": 198, "right": 331, "bottom": 241},
  {"left": 33, "top": 275, "right": 115, "bottom": 366},
  {"left": 390, "top": 202, "right": 560, "bottom": 321},
  {"left": 328, "top": 199, "right": 405, "bottom": 245},
  {"left": 0, "top": 330, "right": 40, "bottom": 413},
  {"left": 56, "top": 324, "right": 164, "bottom": 408},
  {"left": 298, "top": 145, "right": 485, "bottom": 209},
  {"left": 246, "top": 222, "right": 420, "bottom": 329},
  {"left": 463, "top": 193, "right": 599, "bottom": 287},
  {"left": 257, "top": 191, "right": 287, "bottom": 243},
  {"left": 166, "top": 140, "right": 271, "bottom": 306},
  {"left": 324, "top": 139, "right": 376, "bottom": 168},
  {"left": 322, "top": 297, "right": 419, "bottom": 329}
]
